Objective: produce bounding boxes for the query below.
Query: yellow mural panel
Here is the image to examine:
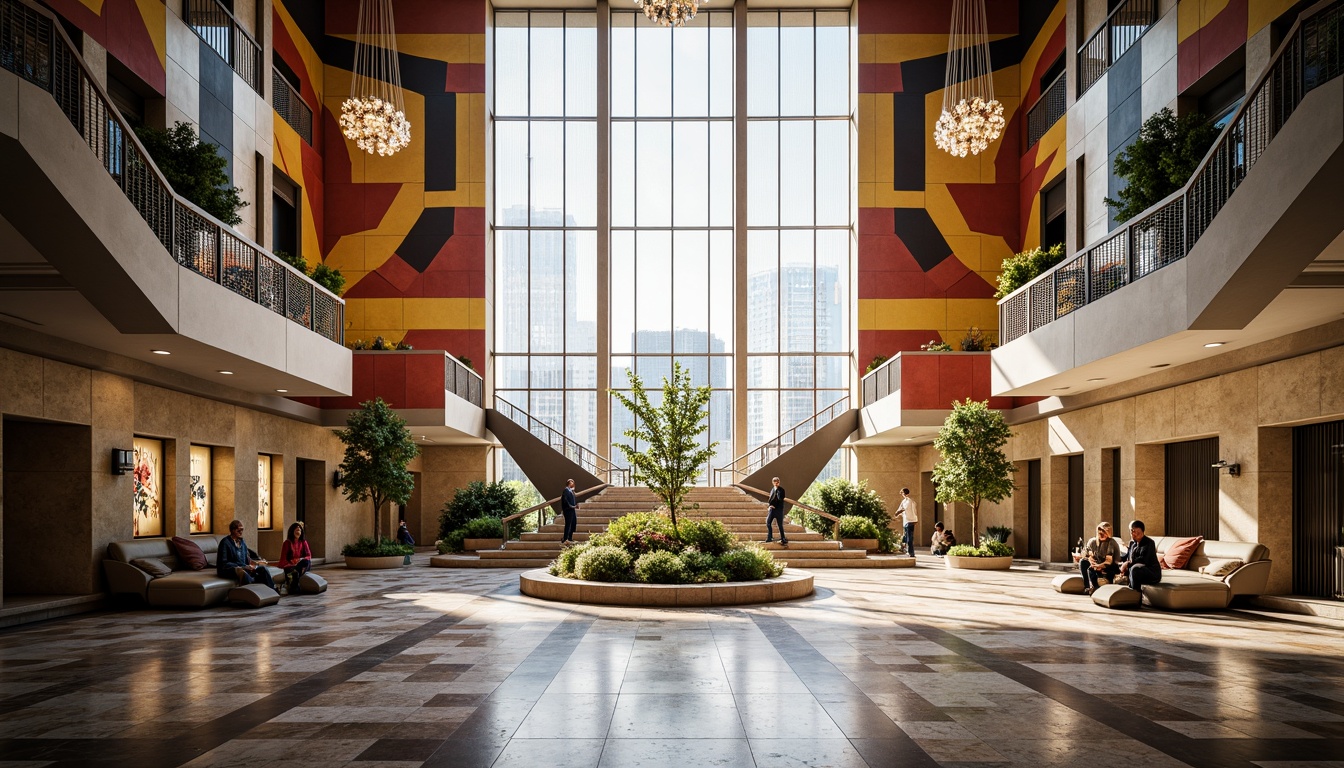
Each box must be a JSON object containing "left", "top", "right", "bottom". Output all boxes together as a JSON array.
[
  {"left": 461, "top": 93, "right": 486, "bottom": 186},
  {"left": 275, "top": 0, "right": 325, "bottom": 101},
  {"left": 468, "top": 298, "right": 486, "bottom": 330},
  {"left": 945, "top": 235, "right": 982, "bottom": 272},
  {"left": 874, "top": 94, "right": 893, "bottom": 185},
  {"left": 404, "top": 298, "right": 469, "bottom": 330},
  {"left": 869, "top": 33, "right": 1013, "bottom": 65},
  {"left": 923, "top": 185, "right": 975, "bottom": 237},
  {"left": 871, "top": 189, "right": 926, "bottom": 208},
  {"left": 947, "top": 299, "right": 1000, "bottom": 331},
  {"left": 858, "top": 182, "right": 876, "bottom": 209},
  {"left": 327, "top": 33, "right": 483, "bottom": 65},
  {"left": 858, "top": 298, "right": 875, "bottom": 330},
  {"left": 364, "top": 234, "right": 405, "bottom": 273},
  {"left": 982, "top": 235, "right": 1015, "bottom": 269},
  {"left": 133, "top": 0, "right": 165, "bottom": 67},
  {"left": 1178, "top": 0, "right": 1203, "bottom": 42},
  {"left": 870, "top": 299, "right": 947, "bottom": 331},
  {"left": 362, "top": 298, "right": 405, "bottom": 330},
  {"left": 1248, "top": 0, "right": 1298, "bottom": 36},
  {"left": 343, "top": 298, "right": 366, "bottom": 332},
  {"left": 1020, "top": 0, "right": 1067, "bottom": 96},
  {"left": 424, "top": 183, "right": 485, "bottom": 209},
  {"left": 857, "top": 93, "right": 877, "bottom": 183},
  {"left": 1202, "top": 0, "right": 1234, "bottom": 25},
  {"left": 76, "top": 0, "right": 104, "bottom": 12},
  {"left": 324, "top": 237, "right": 366, "bottom": 274}
]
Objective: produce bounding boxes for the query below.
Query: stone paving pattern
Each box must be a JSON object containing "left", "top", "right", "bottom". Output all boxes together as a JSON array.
[{"left": 2, "top": 555, "right": 1343, "bottom": 767}]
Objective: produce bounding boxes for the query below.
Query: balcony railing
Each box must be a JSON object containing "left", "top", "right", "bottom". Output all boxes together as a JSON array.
[
  {"left": 0, "top": 0, "right": 343, "bottom": 344},
  {"left": 184, "top": 0, "right": 262, "bottom": 94},
  {"left": 1026, "top": 72, "right": 1066, "bottom": 148},
  {"left": 1077, "top": 0, "right": 1155, "bottom": 96},
  {"left": 494, "top": 397, "right": 627, "bottom": 485},
  {"left": 272, "top": 69, "right": 313, "bottom": 144},
  {"left": 712, "top": 395, "right": 850, "bottom": 486},
  {"left": 1001, "top": 0, "right": 1343, "bottom": 346},
  {"left": 445, "top": 355, "right": 484, "bottom": 407}
]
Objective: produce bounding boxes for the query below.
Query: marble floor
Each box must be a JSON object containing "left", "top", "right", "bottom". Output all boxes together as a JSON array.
[{"left": 2, "top": 557, "right": 1343, "bottom": 768}]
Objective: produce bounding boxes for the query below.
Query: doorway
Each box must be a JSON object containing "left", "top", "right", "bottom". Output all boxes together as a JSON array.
[
  {"left": 1027, "top": 459, "right": 1042, "bottom": 559},
  {"left": 1165, "top": 437, "right": 1219, "bottom": 537},
  {"left": 1292, "top": 420, "right": 1344, "bottom": 598}
]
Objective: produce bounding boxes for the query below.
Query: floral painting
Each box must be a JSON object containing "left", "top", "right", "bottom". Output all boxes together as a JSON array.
[
  {"left": 258, "top": 454, "right": 273, "bottom": 530},
  {"left": 189, "top": 445, "right": 212, "bottom": 534},
  {"left": 132, "top": 437, "right": 163, "bottom": 538}
]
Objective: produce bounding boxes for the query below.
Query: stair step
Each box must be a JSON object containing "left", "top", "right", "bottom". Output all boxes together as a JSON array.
[{"left": 775, "top": 557, "right": 913, "bottom": 568}]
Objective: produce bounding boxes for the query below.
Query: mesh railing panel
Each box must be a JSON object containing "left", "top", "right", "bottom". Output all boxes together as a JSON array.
[
  {"left": 220, "top": 232, "right": 257, "bottom": 300},
  {"left": 1054, "top": 254, "right": 1086, "bottom": 319},
  {"left": 444, "top": 355, "right": 483, "bottom": 407},
  {"left": 285, "top": 271, "right": 312, "bottom": 326},
  {"left": 1026, "top": 74, "right": 1066, "bottom": 148},
  {"left": 257, "top": 254, "right": 285, "bottom": 315},
  {"left": 184, "top": 0, "right": 260, "bottom": 93},
  {"left": 0, "top": 0, "right": 50, "bottom": 86},
  {"left": 272, "top": 70, "right": 313, "bottom": 144},
  {"left": 1087, "top": 230, "right": 1128, "bottom": 302},
  {"left": 1077, "top": 0, "right": 1155, "bottom": 95},
  {"left": 1029, "top": 278, "right": 1055, "bottom": 331},
  {"left": 1000, "top": 291, "right": 1029, "bottom": 345},
  {"left": 1131, "top": 197, "right": 1183, "bottom": 279},
  {"left": 174, "top": 204, "right": 217, "bottom": 278}
]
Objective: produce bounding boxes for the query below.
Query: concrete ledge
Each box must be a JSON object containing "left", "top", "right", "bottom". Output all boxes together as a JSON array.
[{"left": 519, "top": 568, "right": 814, "bottom": 606}]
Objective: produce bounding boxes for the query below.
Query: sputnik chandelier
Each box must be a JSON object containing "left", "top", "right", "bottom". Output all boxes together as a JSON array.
[
  {"left": 933, "top": 0, "right": 1005, "bottom": 157},
  {"left": 638, "top": 0, "right": 703, "bottom": 28},
  {"left": 340, "top": 0, "right": 411, "bottom": 156}
]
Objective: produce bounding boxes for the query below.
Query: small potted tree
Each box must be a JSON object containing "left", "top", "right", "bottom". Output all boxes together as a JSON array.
[
  {"left": 335, "top": 398, "right": 419, "bottom": 568},
  {"left": 837, "top": 515, "right": 880, "bottom": 553},
  {"left": 932, "top": 399, "right": 1017, "bottom": 570}
]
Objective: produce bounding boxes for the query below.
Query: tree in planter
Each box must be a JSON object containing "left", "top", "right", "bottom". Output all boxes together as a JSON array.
[
  {"left": 273, "top": 250, "right": 346, "bottom": 297},
  {"left": 931, "top": 399, "right": 1016, "bottom": 548},
  {"left": 1103, "top": 108, "right": 1218, "bottom": 223},
  {"left": 437, "top": 480, "right": 526, "bottom": 550},
  {"left": 995, "top": 244, "right": 1065, "bottom": 299},
  {"left": 610, "top": 362, "right": 720, "bottom": 538},
  {"left": 134, "top": 122, "right": 246, "bottom": 226},
  {"left": 798, "top": 477, "right": 890, "bottom": 538},
  {"left": 335, "top": 398, "right": 420, "bottom": 545}
]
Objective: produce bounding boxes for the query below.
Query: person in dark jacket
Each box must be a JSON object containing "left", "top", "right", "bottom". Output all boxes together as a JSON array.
[
  {"left": 396, "top": 520, "right": 415, "bottom": 546},
  {"left": 218, "top": 520, "right": 278, "bottom": 591},
  {"left": 1119, "top": 519, "right": 1161, "bottom": 598},
  {"left": 765, "top": 477, "right": 788, "bottom": 546},
  {"left": 561, "top": 479, "right": 578, "bottom": 544}
]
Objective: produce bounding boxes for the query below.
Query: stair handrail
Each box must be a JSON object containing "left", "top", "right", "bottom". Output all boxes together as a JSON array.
[
  {"left": 0, "top": 0, "right": 345, "bottom": 344},
  {"left": 499, "top": 483, "right": 609, "bottom": 545},
  {"left": 734, "top": 483, "right": 840, "bottom": 540},
  {"left": 1000, "top": 0, "right": 1344, "bottom": 346},
  {"left": 712, "top": 395, "right": 850, "bottom": 486},
  {"left": 494, "top": 397, "right": 627, "bottom": 485}
]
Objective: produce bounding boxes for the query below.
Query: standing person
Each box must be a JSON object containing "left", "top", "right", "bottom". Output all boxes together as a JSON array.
[
  {"left": 561, "top": 479, "right": 578, "bottom": 545},
  {"left": 765, "top": 477, "right": 788, "bottom": 547},
  {"left": 218, "top": 520, "right": 278, "bottom": 592},
  {"left": 396, "top": 520, "right": 415, "bottom": 564},
  {"left": 277, "top": 522, "right": 312, "bottom": 595},
  {"left": 1118, "top": 519, "right": 1162, "bottom": 600},
  {"left": 897, "top": 488, "right": 918, "bottom": 556},
  {"left": 1079, "top": 521, "right": 1123, "bottom": 595}
]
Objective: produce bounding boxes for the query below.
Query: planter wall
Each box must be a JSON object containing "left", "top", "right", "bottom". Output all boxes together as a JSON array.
[
  {"left": 840, "top": 538, "right": 878, "bottom": 553},
  {"left": 944, "top": 555, "right": 1014, "bottom": 571},
  {"left": 344, "top": 555, "right": 406, "bottom": 570},
  {"left": 520, "top": 568, "right": 814, "bottom": 606}
]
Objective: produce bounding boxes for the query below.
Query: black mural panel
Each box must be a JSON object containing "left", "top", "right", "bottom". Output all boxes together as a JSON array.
[
  {"left": 424, "top": 93, "right": 457, "bottom": 192},
  {"left": 323, "top": 36, "right": 448, "bottom": 98},
  {"left": 892, "top": 92, "right": 925, "bottom": 191},
  {"left": 397, "top": 207, "right": 456, "bottom": 273},
  {"left": 893, "top": 208, "right": 954, "bottom": 271}
]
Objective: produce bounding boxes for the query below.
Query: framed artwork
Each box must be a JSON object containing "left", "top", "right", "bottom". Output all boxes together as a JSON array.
[
  {"left": 132, "top": 437, "right": 164, "bottom": 538},
  {"left": 258, "top": 454, "right": 273, "bottom": 530},
  {"left": 189, "top": 445, "right": 212, "bottom": 534}
]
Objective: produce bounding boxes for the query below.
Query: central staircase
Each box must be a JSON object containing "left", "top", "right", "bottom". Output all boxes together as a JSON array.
[{"left": 437, "top": 485, "right": 908, "bottom": 569}]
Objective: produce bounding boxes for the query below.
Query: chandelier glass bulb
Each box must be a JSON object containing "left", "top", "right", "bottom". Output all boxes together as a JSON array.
[
  {"left": 934, "top": 96, "right": 1005, "bottom": 157},
  {"left": 341, "top": 0, "right": 411, "bottom": 156},
  {"left": 936, "top": 0, "right": 1003, "bottom": 157},
  {"left": 638, "top": 0, "right": 702, "bottom": 28}
]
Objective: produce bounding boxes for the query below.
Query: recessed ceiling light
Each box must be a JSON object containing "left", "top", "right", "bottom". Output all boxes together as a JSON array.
[
  {"left": 1150, "top": 363, "right": 1170, "bottom": 368},
  {"left": 1203, "top": 342, "right": 1226, "bottom": 348},
  {"left": 1087, "top": 377, "right": 1106, "bottom": 382},
  {"left": 151, "top": 349, "right": 171, "bottom": 355},
  {"left": 218, "top": 370, "right": 234, "bottom": 375},
  {"left": 1052, "top": 386, "right": 1070, "bottom": 391},
  {"left": 276, "top": 389, "right": 288, "bottom": 393}
]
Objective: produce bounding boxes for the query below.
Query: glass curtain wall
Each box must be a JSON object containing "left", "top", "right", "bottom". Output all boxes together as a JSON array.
[
  {"left": 609, "top": 11, "right": 735, "bottom": 477},
  {"left": 494, "top": 11, "right": 599, "bottom": 470},
  {"left": 492, "top": 7, "right": 853, "bottom": 483}
]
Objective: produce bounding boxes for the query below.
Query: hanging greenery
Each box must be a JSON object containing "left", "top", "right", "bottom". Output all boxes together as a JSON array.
[
  {"left": 135, "top": 122, "right": 246, "bottom": 226},
  {"left": 1104, "top": 108, "right": 1218, "bottom": 223}
]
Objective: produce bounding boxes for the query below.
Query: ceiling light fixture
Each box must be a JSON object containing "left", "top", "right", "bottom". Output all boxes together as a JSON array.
[
  {"left": 1203, "top": 342, "right": 1226, "bottom": 348},
  {"left": 1086, "top": 377, "right": 1106, "bottom": 382},
  {"left": 1150, "top": 363, "right": 1170, "bottom": 368},
  {"left": 934, "top": 0, "right": 1005, "bottom": 157},
  {"left": 638, "top": 0, "right": 703, "bottom": 26},
  {"left": 276, "top": 389, "right": 288, "bottom": 393},
  {"left": 151, "top": 349, "right": 171, "bottom": 355},
  {"left": 218, "top": 370, "right": 234, "bottom": 375},
  {"left": 340, "top": 0, "right": 410, "bottom": 156}
]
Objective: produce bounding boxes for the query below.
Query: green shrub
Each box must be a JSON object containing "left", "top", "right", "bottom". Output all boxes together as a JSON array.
[
  {"left": 876, "top": 526, "right": 900, "bottom": 554},
  {"left": 1104, "top": 107, "right": 1218, "bottom": 223},
  {"left": 984, "top": 525, "right": 1012, "bottom": 544},
  {"left": 549, "top": 543, "right": 590, "bottom": 577},
  {"left": 960, "top": 327, "right": 991, "bottom": 351},
  {"left": 718, "top": 546, "right": 784, "bottom": 581},
  {"left": 946, "top": 542, "right": 1015, "bottom": 557},
  {"left": 694, "top": 569, "right": 728, "bottom": 584},
  {"left": 946, "top": 544, "right": 980, "bottom": 557},
  {"left": 437, "top": 530, "right": 465, "bottom": 553},
  {"left": 995, "top": 244, "right": 1066, "bottom": 299},
  {"left": 678, "top": 519, "right": 737, "bottom": 556},
  {"left": 310, "top": 263, "right": 346, "bottom": 296},
  {"left": 574, "top": 545, "right": 633, "bottom": 582},
  {"left": 135, "top": 122, "right": 246, "bottom": 225},
  {"left": 460, "top": 516, "right": 504, "bottom": 539},
  {"left": 586, "top": 531, "right": 618, "bottom": 549},
  {"left": 634, "top": 550, "right": 688, "bottom": 584},
  {"left": 865, "top": 355, "right": 889, "bottom": 373},
  {"left": 982, "top": 540, "right": 1015, "bottom": 557},
  {"left": 798, "top": 478, "right": 889, "bottom": 539},
  {"left": 837, "top": 515, "right": 880, "bottom": 539},
  {"left": 679, "top": 549, "right": 718, "bottom": 576},
  {"left": 342, "top": 537, "right": 413, "bottom": 557},
  {"left": 440, "top": 481, "right": 524, "bottom": 542},
  {"left": 605, "top": 511, "right": 676, "bottom": 548},
  {"left": 921, "top": 339, "right": 953, "bottom": 351}
]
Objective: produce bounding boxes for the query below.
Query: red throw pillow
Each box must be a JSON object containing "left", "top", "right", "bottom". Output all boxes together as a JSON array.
[
  {"left": 170, "top": 536, "right": 208, "bottom": 571},
  {"left": 1162, "top": 536, "right": 1203, "bottom": 570}
]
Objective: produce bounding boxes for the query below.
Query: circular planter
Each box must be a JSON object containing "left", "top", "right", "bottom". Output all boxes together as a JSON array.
[
  {"left": 463, "top": 538, "right": 504, "bottom": 551},
  {"left": 519, "top": 568, "right": 814, "bottom": 607},
  {"left": 343, "top": 555, "right": 406, "bottom": 570},
  {"left": 840, "top": 538, "right": 878, "bottom": 553},
  {"left": 944, "top": 554, "right": 1014, "bottom": 571}
]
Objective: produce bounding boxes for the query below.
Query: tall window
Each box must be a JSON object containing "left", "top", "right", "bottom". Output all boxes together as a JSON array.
[
  {"left": 494, "top": 11, "right": 599, "bottom": 458},
  {"left": 745, "top": 10, "right": 852, "bottom": 448},
  {"left": 609, "top": 11, "right": 735, "bottom": 475}
]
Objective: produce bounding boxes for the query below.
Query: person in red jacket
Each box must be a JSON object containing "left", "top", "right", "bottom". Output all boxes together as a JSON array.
[{"left": 278, "top": 522, "right": 312, "bottom": 596}]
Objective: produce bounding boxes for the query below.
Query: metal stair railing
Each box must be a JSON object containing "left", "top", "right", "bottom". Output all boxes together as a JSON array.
[
  {"left": 1001, "top": 0, "right": 1344, "bottom": 346},
  {"left": 499, "top": 483, "right": 609, "bottom": 545},
  {"left": 734, "top": 483, "right": 840, "bottom": 540},
  {"left": 712, "top": 395, "right": 850, "bottom": 486},
  {"left": 494, "top": 397, "right": 628, "bottom": 485},
  {"left": 0, "top": 0, "right": 344, "bottom": 344}
]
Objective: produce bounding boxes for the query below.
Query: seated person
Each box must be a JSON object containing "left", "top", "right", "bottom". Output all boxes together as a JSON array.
[
  {"left": 1118, "top": 519, "right": 1162, "bottom": 598},
  {"left": 930, "top": 522, "right": 957, "bottom": 556},
  {"left": 278, "top": 522, "right": 312, "bottom": 595},
  {"left": 396, "top": 519, "right": 415, "bottom": 546},
  {"left": 218, "top": 520, "right": 279, "bottom": 593},
  {"left": 1079, "top": 521, "right": 1123, "bottom": 594}
]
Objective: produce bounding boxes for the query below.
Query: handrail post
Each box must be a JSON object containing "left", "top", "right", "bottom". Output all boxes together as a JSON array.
[{"left": 214, "top": 228, "right": 223, "bottom": 283}]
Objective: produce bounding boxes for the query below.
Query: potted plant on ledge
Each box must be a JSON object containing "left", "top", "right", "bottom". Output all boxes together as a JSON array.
[
  {"left": 837, "top": 515, "right": 880, "bottom": 553},
  {"left": 336, "top": 398, "right": 419, "bottom": 569},
  {"left": 932, "top": 399, "right": 1017, "bottom": 571}
]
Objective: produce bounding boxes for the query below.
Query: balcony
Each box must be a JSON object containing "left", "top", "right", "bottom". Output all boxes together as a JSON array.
[
  {"left": 856, "top": 352, "right": 1013, "bottom": 444},
  {"left": 273, "top": 70, "right": 313, "bottom": 144},
  {"left": 312, "top": 351, "right": 487, "bottom": 442},
  {"left": 184, "top": 0, "right": 262, "bottom": 94},
  {"left": 1076, "top": 0, "right": 1155, "bottom": 96},
  {"left": 1025, "top": 72, "right": 1065, "bottom": 149}
]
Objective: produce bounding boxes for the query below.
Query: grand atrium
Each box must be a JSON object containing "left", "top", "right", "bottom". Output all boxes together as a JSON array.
[{"left": 1, "top": 0, "right": 1343, "bottom": 766}]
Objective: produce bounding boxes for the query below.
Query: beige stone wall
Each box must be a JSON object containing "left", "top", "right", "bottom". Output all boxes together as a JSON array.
[
  {"left": 419, "top": 446, "right": 493, "bottom": 545},
  {"left": 0, "top": 346, "right": 473, "bottom": 603},
  {"left": 854, "top": 344, "right": 1344, "bottom": 593}
]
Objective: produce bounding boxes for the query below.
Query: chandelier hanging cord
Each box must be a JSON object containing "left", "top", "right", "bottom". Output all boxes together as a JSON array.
[
  {"left": 341, "top": 0, "right": 412, "bottom": 156},
  {"left": 934, "top": 0, "right": 1005, "bottom": 158}
]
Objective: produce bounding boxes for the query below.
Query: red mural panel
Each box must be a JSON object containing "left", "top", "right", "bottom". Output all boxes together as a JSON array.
[
  {"left": 859, "top": 0, "right": 1017, "bottom": 35},
  {"left": 1178, "top": 0, "right": 1250, "bottom": 92},
  {"left": 325, "top": 0, "right": 484, "bottom": 35},
  {"left": 47, "top": 0, "right": 165, "bottom": 94}
]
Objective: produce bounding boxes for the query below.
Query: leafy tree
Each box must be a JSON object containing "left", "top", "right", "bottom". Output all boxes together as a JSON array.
[
  {"left": 995, "top": 244, "right": 1065, "bottom": 298},
  {"left": 503, "top": 480, "right": 544, "bottom": 512},
  {"left": 310, "top": 263, "right": 346, "bottom": 296},
  {"left": 438, "top": 480, "right": 524, "bottom": 542},
  {"left": 610, "top": 362, "right": 719, "bottom": 537},
  {"left": 1103, "top": 108, "right": 1218, "bottom": 223},
  {"left": 798, "top": 477, "right": 889, "bottom": 539},
  {"left": 134, "top": 121, "right": 246, "bottom": 226},
  {"left": 932, "top": 399, "right": 1016, "bottom": 546},
  {"left": 335, "top": 398, "right": 419, "bottom": 543}
]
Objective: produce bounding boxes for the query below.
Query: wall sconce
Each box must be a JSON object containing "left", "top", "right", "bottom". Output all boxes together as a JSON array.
[
  {"left": 111, "top": 448, "right": 134, "bottom": 475},
  {"left": 1211, "top": 459, "right": 1241, "bottom": 477},
  {"left": 332, "top": 469, "right": 343, "bottom": 488}
]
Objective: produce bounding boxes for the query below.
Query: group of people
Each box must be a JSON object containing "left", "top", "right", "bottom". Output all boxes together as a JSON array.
[
  {"left": 216, "top": 519, "right": 312, "bottom": 596},
  {"left": 1077, "top": 519, "right": 1162, "bottom": 596}
]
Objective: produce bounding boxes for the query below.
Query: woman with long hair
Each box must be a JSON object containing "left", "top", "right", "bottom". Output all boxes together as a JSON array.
[{"left": 277, "top": 522, "right": 312, "bottom": 595}]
